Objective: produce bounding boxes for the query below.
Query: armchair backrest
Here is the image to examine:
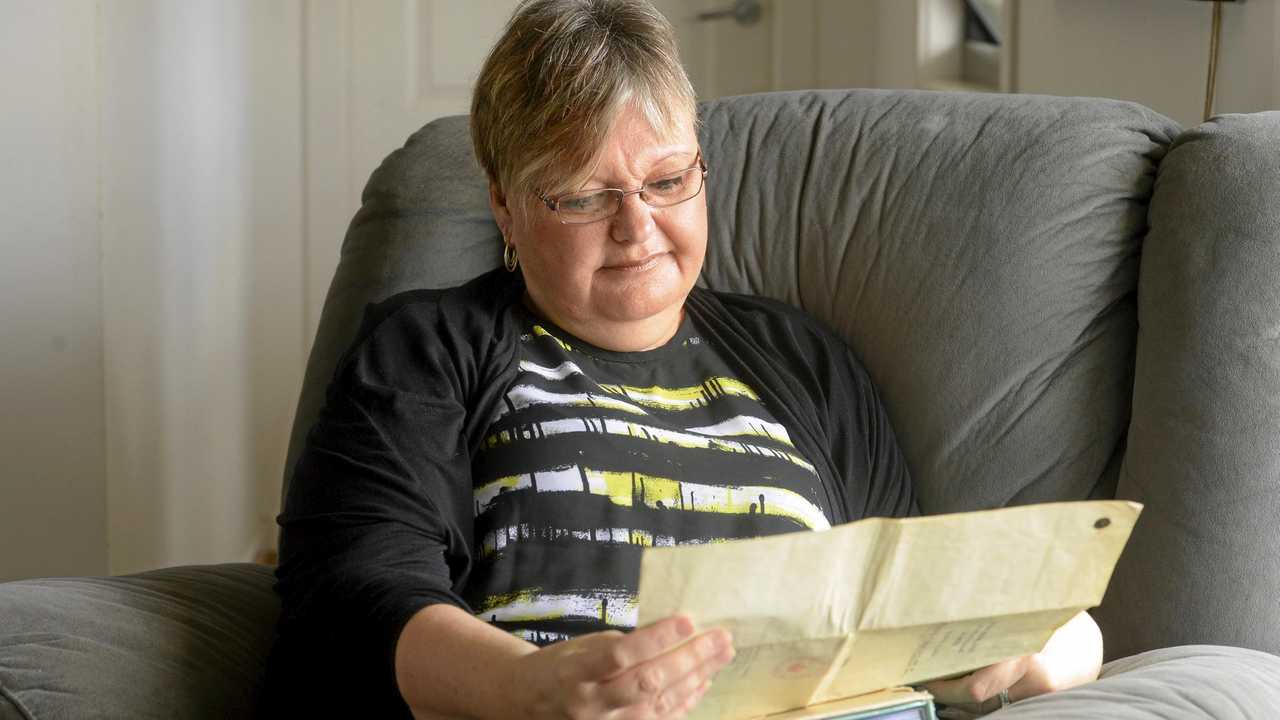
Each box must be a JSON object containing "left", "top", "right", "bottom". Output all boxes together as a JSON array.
[{"left": 287, "top": 89, "right": 1177, "bottom": 521}]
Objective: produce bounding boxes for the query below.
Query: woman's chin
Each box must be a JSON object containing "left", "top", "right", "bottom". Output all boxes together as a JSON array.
[
  {"left": 586, "top": 286, "right": 674, "bottom": 324},
  {"left": 594, "top": 260, "right": 688, "bottom": 309},
  {"left": 592, "top": 280, "right": 689, "bottom": 326}
]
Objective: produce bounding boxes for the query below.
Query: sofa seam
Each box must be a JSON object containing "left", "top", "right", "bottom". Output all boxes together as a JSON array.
[{"left": 0, "top": 683, "right": 37, "bottom": 720}]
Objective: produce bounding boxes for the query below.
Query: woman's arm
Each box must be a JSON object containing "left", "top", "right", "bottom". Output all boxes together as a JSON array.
[
  {"left": 395, "top": 606, "right": 735, "bottom": 720},
  {"left": 395, "top": 604, "right": 536, "bottom": 720},
  {"left": 269, "top": 295, "right": 501, "bottom": 717}
]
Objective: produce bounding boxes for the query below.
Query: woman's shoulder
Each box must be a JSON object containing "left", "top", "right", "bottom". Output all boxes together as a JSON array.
[
  {"left": 360, "top": 269, "right": 519, "bottom": 329},
  {"left": 337, "top": 268, "right": 523, "bottom": 384}
]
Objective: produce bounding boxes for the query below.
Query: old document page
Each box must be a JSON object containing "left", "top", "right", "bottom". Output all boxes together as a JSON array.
[{"left": 637, "top": 500, "right": 1141, "bottom": 720}]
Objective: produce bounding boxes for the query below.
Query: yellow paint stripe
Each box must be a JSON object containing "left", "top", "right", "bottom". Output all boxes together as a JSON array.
[
  {"left": 592, "top": 469, "right": 829, "bottom": 530},
  {"left": 597, "top": 376, "right": 760, "bottom": 410},
  {"left": 531, "top": 324, "right": 572, "bottom": 352}
]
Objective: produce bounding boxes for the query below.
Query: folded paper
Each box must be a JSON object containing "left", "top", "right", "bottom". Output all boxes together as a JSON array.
[{"left": 637, "top": 500, "right": 1142, "bottom": 720}]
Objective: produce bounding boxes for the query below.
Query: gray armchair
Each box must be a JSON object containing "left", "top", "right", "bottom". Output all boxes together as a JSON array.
[{"left": 4, "top": 90, "right": 1280, "bottom": 718}]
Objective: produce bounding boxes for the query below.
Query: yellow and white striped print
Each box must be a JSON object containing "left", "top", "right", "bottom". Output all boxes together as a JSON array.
[
  {"left": 476, "top": 587, "right": 638, "bottom": 628},
  {"left": 484, "top": 416, "right": 816, "bottom": 473},
  {"left": 597, "top": 376, "right": 760, "bottom": 410},
  {"left": 514, "top": 359, "right": 762, "bottom": 412},
  {"left": 474, "top": 465, "right": 831, "bottom": 531}
]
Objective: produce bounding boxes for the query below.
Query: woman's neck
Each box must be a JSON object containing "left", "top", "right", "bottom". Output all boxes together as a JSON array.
[{"left": 520, "top": 290, "right": 684, "bottom": 352}]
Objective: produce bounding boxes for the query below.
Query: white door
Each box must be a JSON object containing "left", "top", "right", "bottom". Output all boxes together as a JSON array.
[
  {"left": 654, "top": 0, "right": 885, "bottom": 99},
  {"left": 302, "top": 0, "right": 875, "bottom": 336},
  {"left": 303, "top": 0, "right": 521, "bottom": 338}
]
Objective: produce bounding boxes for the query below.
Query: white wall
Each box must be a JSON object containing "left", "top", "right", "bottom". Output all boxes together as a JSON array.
[
  {"left": 1017, "top": 0, "right": 1280, "bottom": 128},
  {"left": 100, "top": 1, "right": 305, "bottom": 575},
  {"left": 0, "top": 2, "right": 108, "bottom": 581},
  {"left": 0, "top": 1, "right": 305, "bottom": 580}
]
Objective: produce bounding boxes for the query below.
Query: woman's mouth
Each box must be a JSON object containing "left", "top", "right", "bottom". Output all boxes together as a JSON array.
[{"left": 602, "top": 253, "right": 664, "bottom": 273}]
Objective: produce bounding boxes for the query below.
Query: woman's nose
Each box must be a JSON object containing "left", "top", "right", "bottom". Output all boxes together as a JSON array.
[{"left": 608, "top": 192, "right": 657, "bottom": 244}]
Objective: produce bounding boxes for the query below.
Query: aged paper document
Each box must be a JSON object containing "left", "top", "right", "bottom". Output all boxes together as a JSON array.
[{"left": 637, "top": 500, "right": 1141, "bottom": 720}]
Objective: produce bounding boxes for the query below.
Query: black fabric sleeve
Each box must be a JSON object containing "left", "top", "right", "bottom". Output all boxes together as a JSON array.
[
  {"left": 690, "top": 289, "right": 918, "bottom": 524},
  {"left": 752, "top": 303, "right": 919, "bottom": 521},
  {"left": 824, "top": 340, "right": 920, "bottom": 520},
  {"left": 264, "top": 294, "right": 494, "bottom": 719}
]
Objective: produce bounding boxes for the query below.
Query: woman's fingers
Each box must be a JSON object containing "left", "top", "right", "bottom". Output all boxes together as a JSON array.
[
  {"left": 650, "top": 662, "right": 717, "bottom": 717},
  {"left": 678, "top": 679, "right": 712, "bottom": 716},
  {"left": 582, "top": 615, "right": 697, "bottom": 680},
  {"left": 922, "top": 656, "right": 1028, "bottom": 706},
  {"left": 596, "top": 626, "right": 734, "bottom": 710},
  {"left": 607, "top": 658, "right": 723, "bottom": 720}
]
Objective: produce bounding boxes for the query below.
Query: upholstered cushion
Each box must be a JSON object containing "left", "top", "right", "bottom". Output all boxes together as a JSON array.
[
  {"left": 285, "top": 89, "right": 1179, "bottom": 521},
  {"left": 0, "top": 564, "right": 277, "bottom": 720},
  {"left": 1096, "top": 112, "right": 1280, "bottom": 660},
  {"left": 980, "top": 645, "right": 1280, "bottom": 719}
]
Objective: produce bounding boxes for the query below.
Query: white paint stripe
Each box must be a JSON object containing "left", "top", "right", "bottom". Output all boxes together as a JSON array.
[
  {"left": 518, "top": 359, "right": 586, "bottom": 381},
  {"left": 687, "top": 414, "right": 795, "bottom": 446},
  {"left": 500, "top": 384, "right": 649, "bottom": 417},
  {"left": 499, "top": 416, "right": 817, "bottom": 474},
  {"left": 535, "top": 466, "right": 584, "bottom": 493},
  {"left": 474, "top": 474, "right": 533, "bottom": 511}
]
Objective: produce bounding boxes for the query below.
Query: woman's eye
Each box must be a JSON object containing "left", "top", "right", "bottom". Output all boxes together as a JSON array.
[
  {"left": 649, "top": 175, "right": 686, "bottom": 194},
  {"left": 562, "top": 193, "right": 606, "bottom": 211}
]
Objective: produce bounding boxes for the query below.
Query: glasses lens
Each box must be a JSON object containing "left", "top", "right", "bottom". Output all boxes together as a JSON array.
[
  {"left": 556, "top": 189, "right": 621, "bottom": 224},
  {"left": 549, "top": 163, "right": 705, "bottom": 224},
  {"left": 642, "top": 166, "right": 704, "bottom": 208}
]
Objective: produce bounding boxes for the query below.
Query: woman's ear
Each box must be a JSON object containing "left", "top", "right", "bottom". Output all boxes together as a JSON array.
[{"left": 488, "top": 182, "right": 514, "bottom": 243}]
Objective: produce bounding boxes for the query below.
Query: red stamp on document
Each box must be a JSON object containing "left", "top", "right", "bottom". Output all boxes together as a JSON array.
[{"left": 771, "top": 656, "right": 825, "bottom": 679}]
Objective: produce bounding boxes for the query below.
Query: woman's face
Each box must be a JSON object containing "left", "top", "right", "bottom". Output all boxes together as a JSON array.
[{"left": 491, "top": 104, "right": 707, "bottom": 350}]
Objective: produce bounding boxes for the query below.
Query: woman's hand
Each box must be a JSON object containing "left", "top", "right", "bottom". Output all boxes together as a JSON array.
[
  {"left": 922, "top": 611, "right": 1103, "bottom": 710},
  {"left": 501, "top": 615, "right": 735, "bottom": 720}
]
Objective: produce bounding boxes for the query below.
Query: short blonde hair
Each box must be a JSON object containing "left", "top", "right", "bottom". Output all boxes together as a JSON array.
[{"left": 470, "top": 0, "right": 697, "bottom": 200}]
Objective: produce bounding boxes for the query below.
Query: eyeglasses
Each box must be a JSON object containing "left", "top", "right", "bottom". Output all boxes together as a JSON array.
[{"left": 537, "top": 155, "right": 708, "bottom": 225}]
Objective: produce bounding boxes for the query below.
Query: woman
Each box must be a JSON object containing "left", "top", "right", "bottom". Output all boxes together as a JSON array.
[{"left": 266, "top": 1, "right": 1102, "bottom": 718}]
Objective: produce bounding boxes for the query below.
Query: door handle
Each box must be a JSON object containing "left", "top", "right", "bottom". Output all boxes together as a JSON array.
[{"left": 696, "top": 0, "right": 762, "bottom": 26}]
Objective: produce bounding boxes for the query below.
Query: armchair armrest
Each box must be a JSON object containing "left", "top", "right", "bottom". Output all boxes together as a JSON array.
[
  {"left": 1098, "top": 111, "right": 1280, "bottom": 660},
  {"left": 0, "top": 563, "right": 277, "bottom": 720}
]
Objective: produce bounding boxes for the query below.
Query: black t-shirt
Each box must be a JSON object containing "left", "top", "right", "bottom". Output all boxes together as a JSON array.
[
  {"left": 470, "top": 305, "right": 839, "bottom": 644},
  {"left": 264, "top": 269, "right": 916, "bottom": 718}
]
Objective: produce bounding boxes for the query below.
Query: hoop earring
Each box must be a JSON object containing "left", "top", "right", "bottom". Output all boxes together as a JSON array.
[{"left": 503, "top": 242, "right": 519, "bottom": 272}]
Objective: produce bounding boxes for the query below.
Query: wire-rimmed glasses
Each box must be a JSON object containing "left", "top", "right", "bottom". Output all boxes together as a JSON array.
[{"left": 538, "top": 155, "right": 708, "bottom": 225}]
